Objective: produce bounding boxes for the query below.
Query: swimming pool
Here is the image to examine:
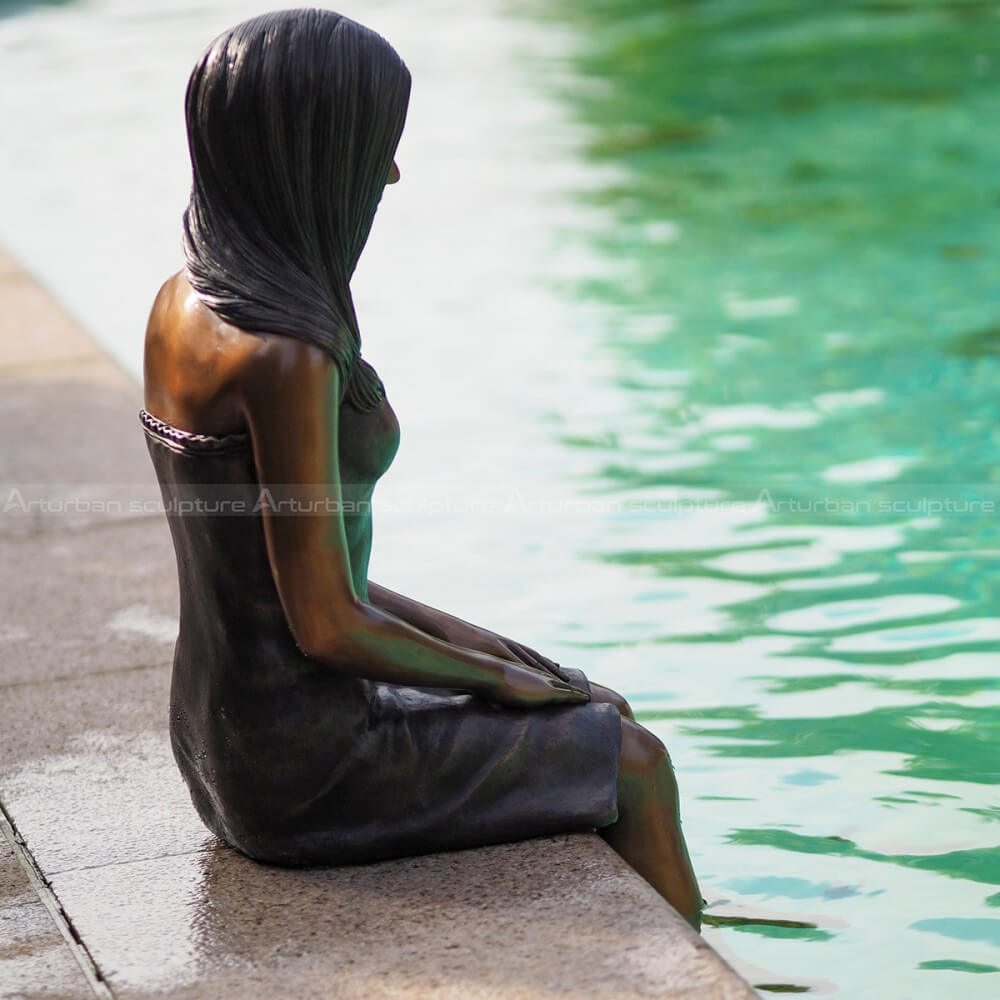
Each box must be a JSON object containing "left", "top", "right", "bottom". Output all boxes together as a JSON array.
[{"left": 1, "top": 0, "right": 996, "bottom": 995}]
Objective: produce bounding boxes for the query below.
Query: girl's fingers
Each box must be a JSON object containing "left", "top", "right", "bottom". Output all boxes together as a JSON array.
[
  {"left": 550, "top": 678, "right": 589, "bottom": 700},
  {"left": 513, "top": 642, "right": 552, "bottom": 671},
  {"left": 531, "top": 650, "right": 571, "bottom": 683},
  {"left": 504, "top": 640, "right": 574, "bottom": 685},
  {"left": 520, "top": 646, "right": 545, "bottom": 669},
  {"left": 504, "top": 641, "right": 537, "bottom": 668}
]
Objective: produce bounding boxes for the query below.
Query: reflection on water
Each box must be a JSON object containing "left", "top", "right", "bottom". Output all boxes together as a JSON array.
[
  {"left": 1, "top": 0, "right": 998, "bottom": 996},
  {"left": 516, "top": 0, "right": 1000, "bottom": 995}
]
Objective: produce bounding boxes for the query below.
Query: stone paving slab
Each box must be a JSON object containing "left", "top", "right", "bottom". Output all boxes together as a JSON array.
[
  {"left": 0, "top": 250, "right": 758, "bottom": 998},
  {"left": 0, "top": 355, "right": 157, "bottom": 540},
  {"left": 0, "top": 519, "right": 177, "bottom": 685},
  {"left": 1, "top": 833, "right": 93, "bottom": 999},
  {"left": 0, "top": 248, "right": 21, "bottom": 280},
  {"left": 0, "top": 260, "right": 103, "bottom": 370},
  {"left": 0, "top": 664, "right": 213, "bottom": 876},
  {"left": 0, "top": 353, "right": 142, "bottom": 481},
  {"left": 50, "top": 836, "right": 751, "bottom": 1000}
]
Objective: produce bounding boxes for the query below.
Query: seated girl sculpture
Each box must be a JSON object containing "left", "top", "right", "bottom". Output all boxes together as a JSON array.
[{"left": 141, "top": 7, "right": 702, "bottom": 929}]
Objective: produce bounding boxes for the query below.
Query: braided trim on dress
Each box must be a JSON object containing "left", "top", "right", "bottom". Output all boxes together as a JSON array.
[{"left": 140, "top": 409, "right": 250, "bottom": 454}]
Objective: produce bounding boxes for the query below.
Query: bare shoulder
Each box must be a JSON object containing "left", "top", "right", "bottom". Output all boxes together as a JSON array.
[
  {"left": 144, "top": 271, "right": 185, "bottom": 350},
  {"left": 237, "top": 332, "right": 343, "bottom": 455},
  {"left": 239, "top": 328, "right": 338, "bottom": 393},
  {"left": 143, "top": 270, "right": 341, "bottom": 435},
  {"left": 144, "top": 271, "right": 311, "bottom": 430},
  {"left": 145, "top": 271, "right": 243, "bottom": 359}
]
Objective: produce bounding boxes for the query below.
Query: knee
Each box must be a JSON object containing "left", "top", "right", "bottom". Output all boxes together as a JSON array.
[
  {"left": 593, "top": 683, "right": 634, "bottom": 721},
  {"left": 620, "top": 722, "right": 683, "bottom": 817},
  {"left": 612, "top": 690, "right": 634, "bottom": 722},
  {"left": 620, "top": 719, "right": 670, "bottom": 778}
]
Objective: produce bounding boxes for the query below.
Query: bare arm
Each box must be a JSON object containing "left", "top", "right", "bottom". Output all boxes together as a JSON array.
[
  {"left": 365, "top": 583, "right": 449, "bottom": 640},
  {"left": 367, "top": 582, "right": 570, "bottom": 679},
  {"left": 238, "top": 336, "right": 586, "bottom": 707}
]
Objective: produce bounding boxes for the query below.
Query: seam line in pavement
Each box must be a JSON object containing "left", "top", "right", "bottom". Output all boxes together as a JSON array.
[
  {"left": 1, "top": 800, "right": 115, "bottom": 999},
  {"left": 48, "top": 841, "right": 227, "bottom": 878},
  {"left": 0, "top": 660, "right": 172, "bottom": 691}
]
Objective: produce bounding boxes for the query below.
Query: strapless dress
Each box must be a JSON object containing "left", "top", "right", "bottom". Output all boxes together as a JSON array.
[{"left": 141, "top": 406, "right": 621, "bottom": 865}]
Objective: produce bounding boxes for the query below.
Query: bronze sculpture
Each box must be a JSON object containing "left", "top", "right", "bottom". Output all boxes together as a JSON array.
[{"left": 142, "top": 9, "right": 702, "bottom": 929}]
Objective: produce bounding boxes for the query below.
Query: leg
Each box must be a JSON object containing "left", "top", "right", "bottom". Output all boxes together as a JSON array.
[
  {"left": 589, "top": 682, "right": 634, "bottom": 721},
  {"left": 599, "top": 718, "right": 703, "bottom": 930}
]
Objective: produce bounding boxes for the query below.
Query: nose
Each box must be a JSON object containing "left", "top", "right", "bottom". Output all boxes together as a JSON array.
[{"left": 386, "top": 160, "right": 400, "bottom": 184}]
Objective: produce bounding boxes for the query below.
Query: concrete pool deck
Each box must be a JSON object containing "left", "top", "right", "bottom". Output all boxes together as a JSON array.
[{"left": 0, "top": 247, "right": 757, "bottom": 1000}]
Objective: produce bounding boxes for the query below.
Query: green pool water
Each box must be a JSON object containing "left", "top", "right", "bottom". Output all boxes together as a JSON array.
[{"left": 512, "top": 0, "right": 1000, "bottom": 994}]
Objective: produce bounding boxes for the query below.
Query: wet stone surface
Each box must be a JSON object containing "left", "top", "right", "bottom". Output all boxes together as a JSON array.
[
  {"left": 51, "top": 836, "right": 752, "bottom": 1000},
  {"left": 0, "top": 519, "right": 177, "bottom": 686},
  {"left": 0, "top": 835, "right": 93, "bottom": 999}
]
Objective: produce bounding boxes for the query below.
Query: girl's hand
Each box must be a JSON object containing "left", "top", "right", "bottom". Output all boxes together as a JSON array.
[
  {"left": 483, "top": 661, "right": 590, "bottom": 709},
  {"left": 440, "top": 620, "right": 572, "bottom": 682}
]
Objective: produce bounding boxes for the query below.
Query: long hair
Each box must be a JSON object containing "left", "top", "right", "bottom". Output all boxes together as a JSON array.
[{"left": 182, "top": 9, "right": 411, "bottom": 410}]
